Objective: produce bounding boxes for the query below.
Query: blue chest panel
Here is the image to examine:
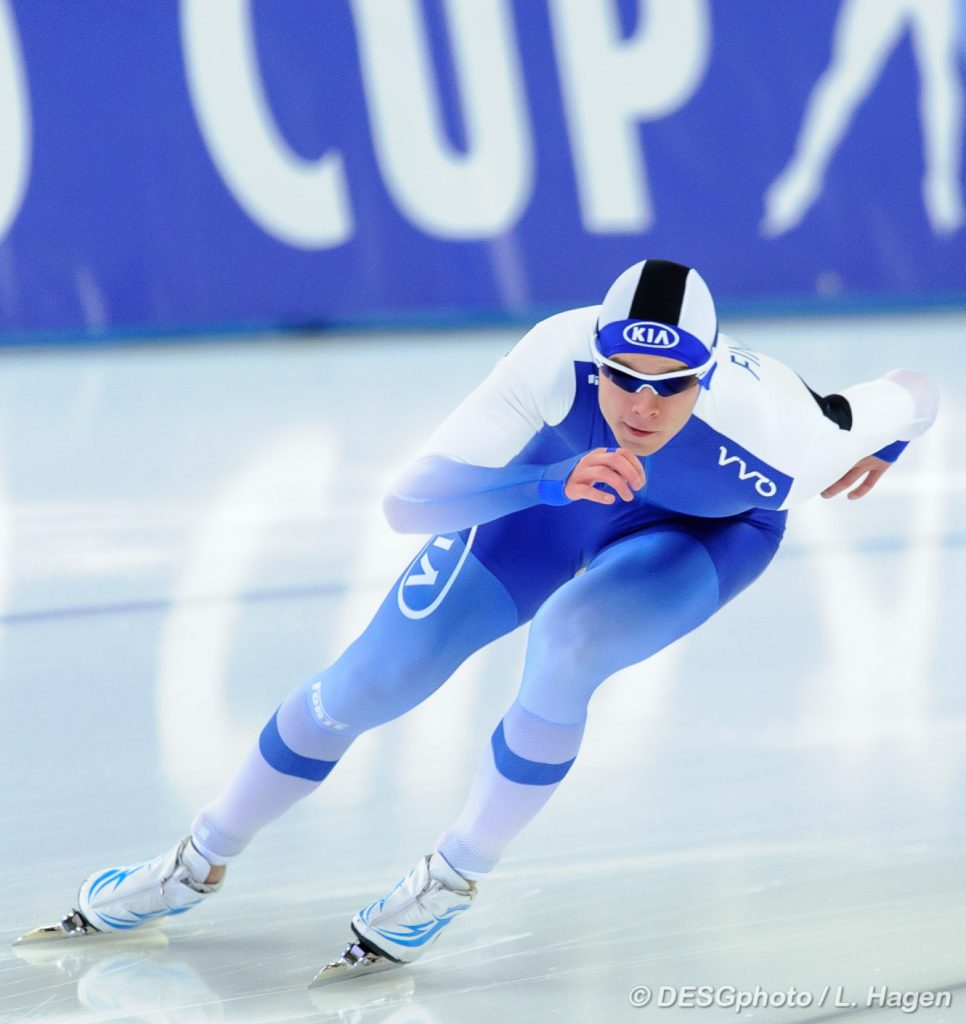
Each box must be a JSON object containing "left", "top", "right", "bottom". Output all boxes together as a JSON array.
[
  {"left": 515, "top": 362, "right": 615, "bottom": 465},
  {"left": 645, "top": 417, "right": 792, "bottom": 516},
  {"left": 511, "top": 366, "right": 791, "bottom": 519}
]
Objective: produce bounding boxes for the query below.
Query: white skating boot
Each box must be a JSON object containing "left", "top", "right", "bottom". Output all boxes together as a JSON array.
[
  {"left": 78, "top": 836, "right": 221, "bottom": 933},
  {"left": 14, "top": 837, "right": 222, "bottom": 944},
  {"left": 310, "top": 851, "right": 476, "bottom": 986}
]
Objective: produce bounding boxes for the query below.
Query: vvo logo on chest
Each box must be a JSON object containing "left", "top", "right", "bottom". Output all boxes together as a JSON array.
[
  {"left": 622, "top": 321, "right": 680, "bottom": 349},
  {"left": 718, "top": 446, "right": 778, "bottom": 497}
]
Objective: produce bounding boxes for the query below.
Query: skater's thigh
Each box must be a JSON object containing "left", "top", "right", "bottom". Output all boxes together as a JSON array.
[
  {"left": 518, "top": 516, "right": 783, "bottom": 722},
  {"left": 321, "top": 517, "right": 578, "bottom": 727},
  {"left": 468, "top": 501, "right": 594, "bottom": 623}
]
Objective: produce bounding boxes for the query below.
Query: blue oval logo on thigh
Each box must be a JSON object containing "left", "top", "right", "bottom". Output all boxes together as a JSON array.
[{"left": 397, "top": 528, "right": 476, "bottom": 620}]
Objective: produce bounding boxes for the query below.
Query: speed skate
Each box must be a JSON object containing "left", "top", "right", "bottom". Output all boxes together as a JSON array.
[
  {"left": 310, "top": 938, "right": 400, "bottom": 987},
  {"left": 15, "top": 910, "right": 102, "bottom": 945},
  {"left": 311, "top": 852, "right": 477, "bottom": 987},
  {"left": 13, "top": 836, "right": 222, "bottom": 947}
]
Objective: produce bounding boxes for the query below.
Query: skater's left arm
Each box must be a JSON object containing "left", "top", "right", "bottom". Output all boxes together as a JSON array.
[
  {"left": 820, "top": 455, "right": 891, "bottom": 501},
  {"left": 784, "top": 369, "right": 939, "bottom": 507}
]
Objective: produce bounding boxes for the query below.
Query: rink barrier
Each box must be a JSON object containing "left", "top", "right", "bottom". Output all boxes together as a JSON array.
[{"left": 0, "top": 1, "right": 964, "bottom": 340}]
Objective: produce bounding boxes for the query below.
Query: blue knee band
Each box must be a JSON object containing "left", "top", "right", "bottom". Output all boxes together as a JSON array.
[
  {"left": 491, "top": 720, "right": 575, "bottom": 785},
  {"left": 259, "top": 710, "right": 337, "bottom": 782}
]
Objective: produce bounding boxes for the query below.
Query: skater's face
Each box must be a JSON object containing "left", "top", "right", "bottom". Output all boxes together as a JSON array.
[{"left": 597, "top": 353, "right": 700, "bottom": 455}]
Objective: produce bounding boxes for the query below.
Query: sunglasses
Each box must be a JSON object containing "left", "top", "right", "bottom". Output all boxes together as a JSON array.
[{"left": 598, "top": 360, "right": 701, "bottom": 397}]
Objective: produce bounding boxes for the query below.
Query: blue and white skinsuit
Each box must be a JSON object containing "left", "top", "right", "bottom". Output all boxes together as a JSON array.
[{"left": 191, "top": 307, "right": 938, "bottom": 879}]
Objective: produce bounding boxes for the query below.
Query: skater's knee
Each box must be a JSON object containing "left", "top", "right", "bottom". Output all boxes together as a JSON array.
[
  {"left": 318, "top": 651, "right": 446, "bottom": 732},
  {"left": 526, "top": 600, "right": 608, "bottom": 683},
  {"left": 516, "top": 602, "right": 617, "bottom": 720}
]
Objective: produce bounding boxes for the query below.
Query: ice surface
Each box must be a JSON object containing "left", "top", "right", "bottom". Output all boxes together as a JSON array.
[{"left": 1, "top": 313, "right": 964, "bottom": 1023}]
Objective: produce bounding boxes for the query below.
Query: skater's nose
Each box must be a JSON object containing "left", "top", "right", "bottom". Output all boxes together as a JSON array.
[{"left": 629, "top": 388, "right": 661, "bottom": 417}]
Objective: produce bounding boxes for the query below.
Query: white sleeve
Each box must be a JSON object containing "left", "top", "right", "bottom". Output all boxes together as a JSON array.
[
  {"left": 782, "top": 369, "right": 939, "bottom": 507},
  {"left": 415, "top": 308, "right": 592, "bottom": 468}
]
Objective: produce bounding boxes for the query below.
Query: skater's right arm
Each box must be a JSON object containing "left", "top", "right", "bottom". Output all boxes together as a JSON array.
[{"left": 384, "top": 309, "right": 639, "bottom": 534}]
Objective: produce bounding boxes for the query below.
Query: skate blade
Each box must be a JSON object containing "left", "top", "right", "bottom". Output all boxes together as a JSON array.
[
  {"left": 309, "top": 942, "right": 400, "bottom": 988},
  {"left": 14, "top": 911, "right": 101, "bottom": 945}
]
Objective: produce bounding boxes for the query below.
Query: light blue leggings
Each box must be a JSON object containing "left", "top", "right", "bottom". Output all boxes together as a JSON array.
[{"left": 192, "top": 504, "right": 784, "bottom": 873}]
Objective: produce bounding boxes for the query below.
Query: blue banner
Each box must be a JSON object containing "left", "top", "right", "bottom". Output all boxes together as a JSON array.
[{"left": 0, "top": 0, "right": 964, "bottom": 338}]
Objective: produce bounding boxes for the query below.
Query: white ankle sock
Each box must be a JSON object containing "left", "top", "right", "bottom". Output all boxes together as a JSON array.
[
  {"left": 181, "top": 838, "right": 215, "bottom": 886},
  {"left": 428, "top": 850, "right": 472, "bottom": 890}
]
